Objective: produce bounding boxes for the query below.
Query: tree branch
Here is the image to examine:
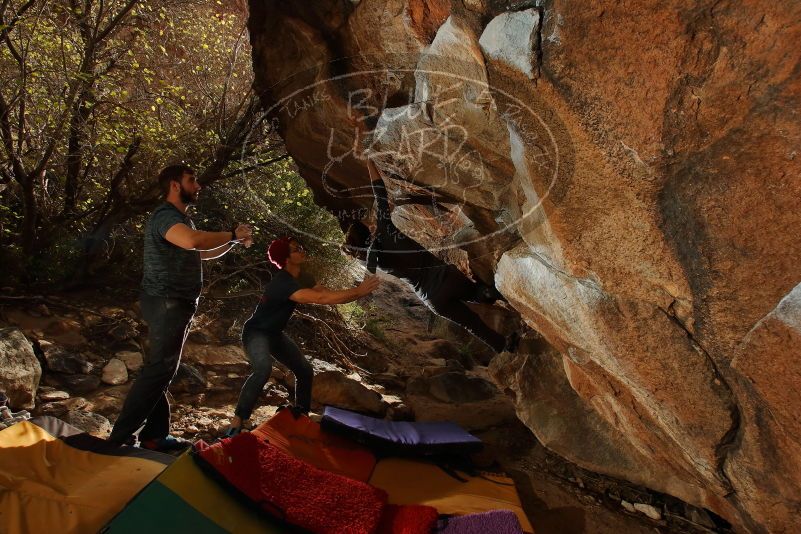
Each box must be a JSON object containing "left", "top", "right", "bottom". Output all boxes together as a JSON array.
[
  {"left": 0, "top": 91, "right": 27, "bottom": 181},
  {"left": 94, "top": 0, "right": 137, "bottom": 42},
  {"left": 0, "top": 0, "right": 35, "bottom": 41},
  {"left": 217, "top": 154, "right": 289, "bottom": 181},
  {"left": 94, "top": 136, "right": 141, "bottom": 222}
]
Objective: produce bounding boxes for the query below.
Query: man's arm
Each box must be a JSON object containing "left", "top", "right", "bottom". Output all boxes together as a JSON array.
[
  {"left": 290, "top": 276, "right": 379, "bottom": 305},
  {"left": 165, "top": 223, "right": 251, "bottom": 251}
]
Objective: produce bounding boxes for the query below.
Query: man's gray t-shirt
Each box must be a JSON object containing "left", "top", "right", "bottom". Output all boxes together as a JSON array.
[{"left": 141, "top": 202, "right": 202, "bottom": 301}]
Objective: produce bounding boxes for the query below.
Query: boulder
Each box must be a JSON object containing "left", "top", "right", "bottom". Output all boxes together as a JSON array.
[
  {"left": 312, "top": 371, "right": 386, "bottom": 415},
  {"left": 478, "top": 9, "right": 539, "bottom": 79},
  {"left": 0, "top": 328, "right": 42, "bottom": 409},
  {"left": 406, "top": 371, "right": 516, "bottom": 430},
  {"left": 405, "top": 393, "right": 517, "bottom": 431},
  {"left": 410, "top": 372, "right": 497, "bottom": 404},
  {"left": 101, "top": 358, "right": 128, "bottom": 385},
  {"left": 249, "top": 2, "right": 801, "bottom": 530}
]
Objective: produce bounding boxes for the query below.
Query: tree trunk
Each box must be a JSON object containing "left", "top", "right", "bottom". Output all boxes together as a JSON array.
[{"left": 19, "top": 174, "right": 37, "bottom": 255}]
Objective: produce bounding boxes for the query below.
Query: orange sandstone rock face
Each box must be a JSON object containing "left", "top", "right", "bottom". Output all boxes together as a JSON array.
[{"left": 249, "top": 1, "right": 801, "bottom": 531}]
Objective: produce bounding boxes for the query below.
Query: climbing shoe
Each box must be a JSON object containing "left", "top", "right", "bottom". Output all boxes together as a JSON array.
[
  {"left": 140, "top": 435, "right": 192, "bottom": 452},
  {"left": 474, "top": 285, "right": 504, "bottom": 304}
]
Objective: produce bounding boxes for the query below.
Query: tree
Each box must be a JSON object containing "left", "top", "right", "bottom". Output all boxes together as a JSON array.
[{"left": 0, "top": 0, "right": 292, "bottom": 285}]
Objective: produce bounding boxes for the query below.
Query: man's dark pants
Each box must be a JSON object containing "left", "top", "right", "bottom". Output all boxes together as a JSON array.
[{"left": 109, "top": 294, "right": 196, "bottom": 444}]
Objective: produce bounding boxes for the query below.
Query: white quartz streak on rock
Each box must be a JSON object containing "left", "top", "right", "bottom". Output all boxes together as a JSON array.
[{"left": 495, "top": 246, "right": 604, "bottom": 354}]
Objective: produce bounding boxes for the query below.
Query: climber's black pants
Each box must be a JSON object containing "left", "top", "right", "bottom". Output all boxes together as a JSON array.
[
  {"left": 109, "top": 295, "right": 195, "bottom": 444},
  {"left": 234, "top": 326, "right": 313, "bottom": 420},
  {"left": 425, "top": 265, "right": 506, "bottom": 353}
]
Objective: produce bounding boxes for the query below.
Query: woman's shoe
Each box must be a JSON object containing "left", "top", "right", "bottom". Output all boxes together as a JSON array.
[{"left": 223, "top": 426, "right": 242, "bottom": 438}]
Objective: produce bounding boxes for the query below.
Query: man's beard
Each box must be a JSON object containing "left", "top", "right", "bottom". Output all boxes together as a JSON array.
[{"left": 179, "top": 185, "right": 197, "bottom": 205}]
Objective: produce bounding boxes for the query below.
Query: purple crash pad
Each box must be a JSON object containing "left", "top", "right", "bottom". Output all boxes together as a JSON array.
[
  {"left": 436, "top": 510, "right": 524, "bottom": 534},
  {"left": 320, "top": 405, "right": 483, "bottom": 455}
]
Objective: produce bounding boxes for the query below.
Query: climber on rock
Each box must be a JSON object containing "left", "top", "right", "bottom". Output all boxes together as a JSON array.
[
  {"left": 344, "top": 150, "right": 518, "bottom": 354},
  {"left": 224, "top": 236, "right": 379, "bottom": 436}
]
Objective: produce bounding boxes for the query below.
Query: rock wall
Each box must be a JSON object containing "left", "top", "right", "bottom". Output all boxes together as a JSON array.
[{"left": 248, "top": 1, "right": 801, "bottom": 531}]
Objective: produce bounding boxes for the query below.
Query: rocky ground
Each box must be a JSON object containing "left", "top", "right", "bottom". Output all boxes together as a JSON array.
[{"left": 0, "top": 273, "right": 729, "bottom": 533}]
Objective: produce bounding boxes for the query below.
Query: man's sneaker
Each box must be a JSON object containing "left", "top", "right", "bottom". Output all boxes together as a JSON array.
[{"left": 140, "top": 435, "right": 192, "bottom": 452}]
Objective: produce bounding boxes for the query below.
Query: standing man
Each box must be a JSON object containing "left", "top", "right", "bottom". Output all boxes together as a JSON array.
[{"left": 109, "top": 164, "right": 252, "bottom": 451}]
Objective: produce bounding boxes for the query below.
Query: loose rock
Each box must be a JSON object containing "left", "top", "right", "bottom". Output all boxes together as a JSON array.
[
  {"left": 172, "top": 363, "right": 206, "bottom": 394},
  {"left": 38, "top": 397, "right": 88, "bottom": 418},
  {"left": 101, "top": 359, "right": 128, "bottom": 385},
  {"left": 61, "top": 374, "right": 101, "bottom": 394},
  {"left": 312, "top": 371, "right": 386, "bottom": 415},
  {"left": 38, "top": 390, "right": 70, "bottom": 402},
  {"left": 116, "top": 351, "right": 144, "bottom": 372},
  {"left": 621, "top": 500, "right": 636, "bottom": 514},
  {"left": 64, "top": 410, "right": 112, "bottom": 438},
  {"left": 39, "top": 340, "right": 90, "bottom": 374}
]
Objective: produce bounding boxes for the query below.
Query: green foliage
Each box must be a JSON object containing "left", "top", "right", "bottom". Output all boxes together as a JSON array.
[
  {"left": 0, "top": 1, "right": 345, "bottom": 289},
  {"left": 338, "top": 301, "right": 367, "bottom": 326},
  {"left": 194, "top": 154, "right": 353, "bottom": 294},
  {"left": 363, "top": 317, "right": 389, "bottom": 343},
  {"left": 337, "top": 300, "right": 392, "bottom": 345}
]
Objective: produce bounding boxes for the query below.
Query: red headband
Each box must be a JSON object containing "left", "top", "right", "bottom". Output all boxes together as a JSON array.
[{"left": 267, "top": 236, "right": 293, "bottom": 268}]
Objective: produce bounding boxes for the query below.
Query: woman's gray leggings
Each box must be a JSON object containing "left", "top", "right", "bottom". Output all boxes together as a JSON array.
[{"left": 234, "top": 327, "right": 313, "bottom": 420}]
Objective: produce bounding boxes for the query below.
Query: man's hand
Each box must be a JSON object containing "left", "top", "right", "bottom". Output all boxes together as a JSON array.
[
  {"left": 234, "top": 224, "right": 252, "bottom": 243},
  {"left": 357, "top": 275, "right": 380, "bottom": 296}
]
